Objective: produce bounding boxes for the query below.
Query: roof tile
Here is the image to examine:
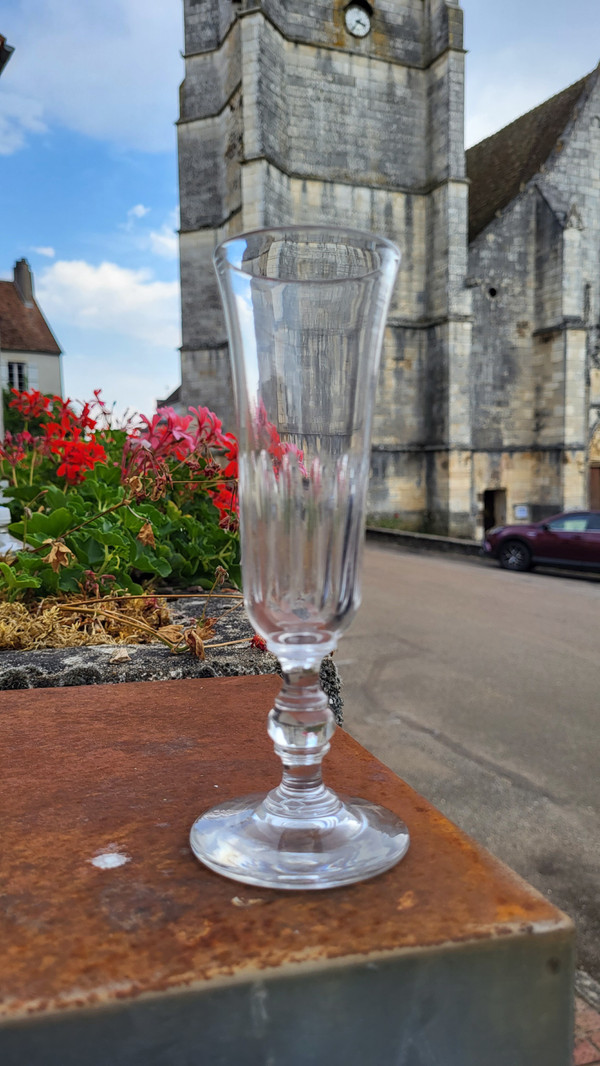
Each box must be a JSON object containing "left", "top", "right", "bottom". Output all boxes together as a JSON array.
[
  {"left": 467, "top": 70, "right": 597, "bottom": 242},
  {"left": 0, "top": 281, "right": 61, "bottom": 356}
]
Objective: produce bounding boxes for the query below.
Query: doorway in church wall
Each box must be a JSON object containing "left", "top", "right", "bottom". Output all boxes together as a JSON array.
[{"left": 483, "top": 489, "right": 507, "bottom": 531}]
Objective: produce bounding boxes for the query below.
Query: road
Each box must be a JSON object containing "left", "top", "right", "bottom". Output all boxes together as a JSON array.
[{"left": 337, "top": 544, "right": 600, "bottom": 979}]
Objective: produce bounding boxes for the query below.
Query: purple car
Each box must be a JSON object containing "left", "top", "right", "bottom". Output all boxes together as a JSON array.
[{"left": 483, "top": 511, "right": 600, "bottom": 572}]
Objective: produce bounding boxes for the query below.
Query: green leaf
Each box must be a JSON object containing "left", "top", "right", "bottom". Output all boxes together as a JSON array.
[
  {"left": 3, "top": 485, "right": 44, "bottom": 505},
  {"left": 44, "top": 485, "right": 70, "bottom": 510},
  {"left": 134, "top": 552, "right": 172, "bottom": 577},
  {"left": 57, "top": 566, "right": 86, "bottom": 592},
  {"left": 70, "top": 534, "right": 105, "bottom": 567},
  {"left": 13, "top": 507, "right": 75, "bottom": 540},
  {"left": 76, "top": 527, "right": 128, "bottom": 550},
  {"left": 0, "top": 561, "right": 41, "bottom": 595},
  {"left": 165, "top": 500, "right": 182, "bottom": 522},
  {"left": 113, "top": 571, "right": 144, "bottom": 596}
]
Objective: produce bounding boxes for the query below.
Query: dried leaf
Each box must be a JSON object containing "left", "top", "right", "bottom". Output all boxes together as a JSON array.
[
  {"left": 109, "top": 649, "right": 131, "bottom": 663},
  {"left": 125, "top": 475, "right": 143, "bottom": 496},
  {"left": 43, "top": 540, "right": 74, "bottom": 573},
  {"left": 157, "top": 624, "right": 184, "bottom": 645},
  {"left": 214, "top": 565, "right": 228, "bottom": 586},
  {"left": 196, "top": 617, "right": 217, "bottom": 641},
  {"left": 185, "top": 627, "right": 206, "bottom": 659},
  {"left": 137, "top": 521, "right": 156, "bottom": 549}
]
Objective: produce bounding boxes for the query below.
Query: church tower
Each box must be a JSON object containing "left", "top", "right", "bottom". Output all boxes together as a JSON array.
[{"left": 178, "top": 0, "right": 472, "bottom": 533}]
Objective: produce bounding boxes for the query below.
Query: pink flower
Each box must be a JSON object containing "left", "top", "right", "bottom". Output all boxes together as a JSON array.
[
  {"left": 188, "top": 405, "right": 228, "bottom": 448},
  {"left": 131, "top": 408, "right": 197, "bottom": 461}
]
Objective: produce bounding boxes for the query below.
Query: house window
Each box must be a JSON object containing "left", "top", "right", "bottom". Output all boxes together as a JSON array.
[{"left": 7, "top": 362, "right": 27, "bottom": 391}]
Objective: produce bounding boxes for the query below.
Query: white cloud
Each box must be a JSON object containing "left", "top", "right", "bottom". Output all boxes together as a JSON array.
[
  {"left": 148, "top": 208, "right": 179, "bottom": 260},
  {"left": 149, "top": 226, "right": 178, "bottom": 260},
  {"left": 128, "top": 204, "right": 150, "bottom": 220},
  {"left": 37, "top": 259, "right": 181, "bottom": 350},
  {"left": 32, "top": 246, "right": 55, "bottom": 258},
  {"left": 1, "top": 0, "right": 183, "bottom": 154},
  {"left": 0, "top": 91, "right": 46, "bottom": 155}
]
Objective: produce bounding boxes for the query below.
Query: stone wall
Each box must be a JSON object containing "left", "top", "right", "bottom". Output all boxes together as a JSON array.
[
  {"left": 178, "top": 1, "right": 472, "bottom": 533},
  {"left": 467, "top": 71, "right": 600, "bottom": 529}
]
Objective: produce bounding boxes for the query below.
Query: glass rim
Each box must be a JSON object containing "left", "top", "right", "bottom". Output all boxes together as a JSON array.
[{"left": 213, "top": 224, "right": 401, "bottom": 285}]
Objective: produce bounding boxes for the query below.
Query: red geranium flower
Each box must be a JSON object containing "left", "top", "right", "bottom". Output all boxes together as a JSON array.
[
  {"left": 51, "top": 437, "right": 107, "bottom": 484},
  {"left": 8, "top": 388, "right": 51, "bottom": 420}
]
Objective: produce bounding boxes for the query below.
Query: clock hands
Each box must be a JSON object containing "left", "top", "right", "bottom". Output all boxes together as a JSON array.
[{"left": 346, "top": 6, "right": 371, "bottom": 37}]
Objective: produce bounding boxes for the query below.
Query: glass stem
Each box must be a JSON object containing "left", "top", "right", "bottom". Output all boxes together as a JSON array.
[{"left": 266, "top": 664, "right": 339, "bottom": 815}]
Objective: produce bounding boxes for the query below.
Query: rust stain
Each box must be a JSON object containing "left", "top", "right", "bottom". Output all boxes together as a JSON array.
[{"left": 0, "top": 675, "right": 571, "bottom": 1023}]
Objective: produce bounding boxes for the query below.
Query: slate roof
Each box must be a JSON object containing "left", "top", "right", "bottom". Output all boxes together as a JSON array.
[
  {"left": 0, "top": 281, "right": 61, "bottom": 355},
  {"left": 466, "top": 70, "right": 597, "bottom": 242}
]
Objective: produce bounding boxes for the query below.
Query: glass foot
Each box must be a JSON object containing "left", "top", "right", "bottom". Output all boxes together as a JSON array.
[{"left": 190, "top": 791, "right": 410, "bottom": 890}]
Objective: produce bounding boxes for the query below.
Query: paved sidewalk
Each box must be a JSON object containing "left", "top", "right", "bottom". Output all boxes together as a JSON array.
[{"left": 574, "top": 996, "right": 600, "bottom": 1064}]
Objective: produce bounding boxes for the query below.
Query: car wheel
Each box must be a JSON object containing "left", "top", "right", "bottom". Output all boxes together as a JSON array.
[{"left": 498, "top": 539, "right": 532, "bottom": 572}]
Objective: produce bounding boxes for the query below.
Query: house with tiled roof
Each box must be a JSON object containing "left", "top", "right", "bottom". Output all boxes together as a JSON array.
[
  {"left": 0, "top": 259, "right": 63, "bottom": 398},
  {"left": 467, "top": 66, "right": 600, "bottom": 526}
]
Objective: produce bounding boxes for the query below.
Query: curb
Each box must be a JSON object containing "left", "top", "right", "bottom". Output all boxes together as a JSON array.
[{"left": 366, "top": 525, "right": 483, "bottom": 558}]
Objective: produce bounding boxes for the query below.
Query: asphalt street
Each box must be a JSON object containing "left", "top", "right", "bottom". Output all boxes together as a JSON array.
[{"left": 337, "top": 544, "right": 600, "bottom": 979}]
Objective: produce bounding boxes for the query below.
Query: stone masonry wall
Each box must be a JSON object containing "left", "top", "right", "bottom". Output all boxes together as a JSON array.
[
  {"left": 539, "top": 72, "right": 600, "bottom": 462},
  {"left": 183, "top": 0, "right": 235, "bottom": 56},
  {"left": 178, "top": 0, "right": 471, "bottom": 532},
  {"left": 242, "top": 14, "right": 428, "bottom": 190},
  {"left": 262, "top": 0, "right": 425, "bottom": 66},
  {"left": 468, "top": 69, "right": 600, "bottom": 524}
]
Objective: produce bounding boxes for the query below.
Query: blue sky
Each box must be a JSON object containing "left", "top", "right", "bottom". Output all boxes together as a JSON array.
[{"left": 0, "top": 1, "right": 598, "bottom": 417}]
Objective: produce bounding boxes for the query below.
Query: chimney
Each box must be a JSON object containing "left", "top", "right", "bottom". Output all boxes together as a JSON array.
[{"left": 14, "top": 259, "right": 34, "bottom": 308}]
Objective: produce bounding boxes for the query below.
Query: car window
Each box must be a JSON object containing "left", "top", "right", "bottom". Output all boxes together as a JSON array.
[
  {"left": 547, "top": 517, "right": 588, "bottom": 531},
  {"left": 586, "top": 514, "right": 600, "bottom": 531}
]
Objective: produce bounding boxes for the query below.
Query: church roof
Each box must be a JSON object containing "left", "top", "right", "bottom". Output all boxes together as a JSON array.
[
  {"left": 466, "top": 70, "right": 597, "bottom": 242},
  {"left": 0, "top": 280, "right": 61, "bottom": 356}
]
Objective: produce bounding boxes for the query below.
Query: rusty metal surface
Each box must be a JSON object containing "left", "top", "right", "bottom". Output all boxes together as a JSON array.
[{"left": 0, "top": 675, "right": 572, "bottom": 1024}]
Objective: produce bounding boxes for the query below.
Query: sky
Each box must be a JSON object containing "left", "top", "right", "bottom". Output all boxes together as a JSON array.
[{"left": 0, "top": 0, "right": 598, "bottom": 418}]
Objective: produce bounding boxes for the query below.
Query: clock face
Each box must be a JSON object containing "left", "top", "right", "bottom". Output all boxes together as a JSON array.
[{"left": 344, "top": 4, "right": 371, "bottom": 38}]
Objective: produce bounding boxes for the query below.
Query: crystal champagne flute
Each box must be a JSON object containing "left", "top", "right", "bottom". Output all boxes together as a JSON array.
[{"left": 190, "top": 226, "right": 409, "bottom": 889}]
